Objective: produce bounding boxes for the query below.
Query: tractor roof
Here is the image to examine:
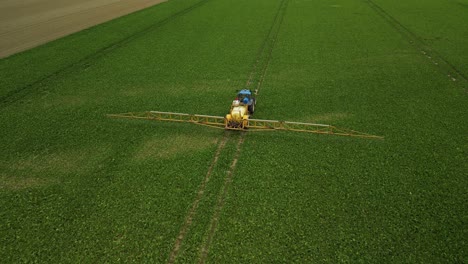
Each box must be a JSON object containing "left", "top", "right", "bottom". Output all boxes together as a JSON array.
[{"left": 238, "top": 89, "right": 251, "bottom": 95}]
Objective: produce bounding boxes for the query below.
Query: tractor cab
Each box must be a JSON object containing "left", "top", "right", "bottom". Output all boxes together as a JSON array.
[
  {"left": 234, "top": 89, "right": 256, "bottom": 115},
  {"left": 236, "top": 89, "right": 253, "bottom": 105}
]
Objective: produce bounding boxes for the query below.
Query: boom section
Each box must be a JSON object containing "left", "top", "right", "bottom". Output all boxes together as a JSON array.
[
  {"left": 107, "top": 111, "right": 225, "bottom": 129},
  {"left": 247, "top": 119, "right": 382, "bottom": 138},
  {"left": 107, "top": 111, "right": 383, "bottom": 139}
]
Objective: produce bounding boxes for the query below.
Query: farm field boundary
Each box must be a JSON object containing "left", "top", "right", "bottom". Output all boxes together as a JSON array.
[
  {"left": 0, "top": 0, "right": 167, "bottom": 58},
  {"left": 365, "top": 0, "right": 467, "bottom": 88},
  {"left": 0, "top": 0, "right": 211, "bottom": 110}
]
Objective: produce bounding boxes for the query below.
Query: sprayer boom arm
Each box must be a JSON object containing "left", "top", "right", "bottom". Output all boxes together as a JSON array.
[{"left": 107, "top": 111, "right": 383, "bottom": 139}]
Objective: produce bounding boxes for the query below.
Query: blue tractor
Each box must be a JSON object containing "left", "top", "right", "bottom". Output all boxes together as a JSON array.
[{"left": 235, "top": 89, "right": 257, "bottom": 114}]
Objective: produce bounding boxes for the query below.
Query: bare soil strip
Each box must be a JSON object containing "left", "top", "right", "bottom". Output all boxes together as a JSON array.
[
  {"left": 0, "top": 0, "right": 166, "bottom": 58},
  {"left": 167, "top": 134, "right": 229, "bottom": 264},
  {"left": 197, "top": 135, "right": 245, "bottom": 264}
]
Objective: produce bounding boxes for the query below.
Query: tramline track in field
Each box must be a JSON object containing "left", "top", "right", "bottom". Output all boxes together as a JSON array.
[
  {"left": 244, "top": 0, "right": 290, "bottom": 92},
  {"left": 0, "top": 0, "right": 212, "bottom": 110},
  {"left": 166, "top": 1, "right": 291, "bottom": 263},
  {"left": 195, "top": 1, "right": 290, "bottom": 261},
  {"left": 365, "top": 0, "right": 467, "bottom": 87}
]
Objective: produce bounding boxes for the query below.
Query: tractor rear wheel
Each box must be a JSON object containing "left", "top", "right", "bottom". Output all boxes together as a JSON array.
[{"left": 248, "top": 103, "right": 255, "bottom": 114}]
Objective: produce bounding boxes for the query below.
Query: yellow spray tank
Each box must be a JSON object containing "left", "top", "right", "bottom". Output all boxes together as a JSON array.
[{"left": 225, "top": 100, "right": 249, "bottom": 129}]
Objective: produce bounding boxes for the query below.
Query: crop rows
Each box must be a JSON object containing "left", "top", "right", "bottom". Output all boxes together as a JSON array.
[{"left": 0, "top": 0, "right": 466, "bottom": 262}]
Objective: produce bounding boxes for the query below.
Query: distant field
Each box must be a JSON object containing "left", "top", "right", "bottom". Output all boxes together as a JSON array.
[
  {"left": 0, "top": 0, "right": 166, "bottom": 58},
  {"left": 0, "top": 0, "right": 466, "bottom": 262}
]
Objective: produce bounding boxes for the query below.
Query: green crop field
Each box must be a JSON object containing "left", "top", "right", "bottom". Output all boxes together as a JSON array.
[{"left": 0, "top": 0, "right": 466, "bottom": 262}]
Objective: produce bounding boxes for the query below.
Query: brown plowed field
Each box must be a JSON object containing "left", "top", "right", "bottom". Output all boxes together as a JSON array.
[{"left": 0, "top": 0, "right": 166, "bottom": 58}]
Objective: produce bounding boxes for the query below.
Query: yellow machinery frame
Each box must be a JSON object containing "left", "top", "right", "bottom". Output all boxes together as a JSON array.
[{"left": 108, "top": 111, "right": 383, "bottom": 139}]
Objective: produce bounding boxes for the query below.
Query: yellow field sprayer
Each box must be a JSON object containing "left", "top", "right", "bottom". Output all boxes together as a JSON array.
[
  {"left": 108, "top": 89, "right": 383, "bottom": 139},
  {"left": 225, "top": 89, "right": 256, "bottom": 129}
]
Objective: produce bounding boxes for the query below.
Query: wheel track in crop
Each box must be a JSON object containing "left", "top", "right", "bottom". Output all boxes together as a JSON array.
[
  {"left": 244, "top": 0, "right": 290, "bottom": 92},
  {"left": 197, "top": 134, "right": 245, "bottom": 264},
  {"left": 167, "top": 133, "right": 229, "bottom": 264},
  {"left": 195, "top": 0, "right": 289, "bottom": 262},
  {"left": 253, "top": 0, "right": 290, "bottom": 96},
  {"left": 167, "top": 0, "right": 289, "bottom": 262},
  {"left": 0, "top": 0, "right": 212, "bottom": 110},
  {"left": 365, "top": 0, "right": 467, "bottom": 89}
]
